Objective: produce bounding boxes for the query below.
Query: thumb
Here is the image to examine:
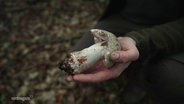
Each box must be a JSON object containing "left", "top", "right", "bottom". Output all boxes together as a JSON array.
[{"left": 110, "top": 50, "right": 139, "bottom": 63}]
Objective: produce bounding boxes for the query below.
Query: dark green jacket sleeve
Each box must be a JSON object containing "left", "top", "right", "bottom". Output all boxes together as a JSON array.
[{"left": 125, "top": 17, "right": 184, "bottom": 60}]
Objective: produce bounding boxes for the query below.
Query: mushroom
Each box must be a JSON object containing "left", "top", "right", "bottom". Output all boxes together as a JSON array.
[{"left": 59, "top": 29, "right": 121, "bottom": 74}]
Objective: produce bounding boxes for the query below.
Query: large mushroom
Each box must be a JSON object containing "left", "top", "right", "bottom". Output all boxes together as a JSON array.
[{"left": 59, "top": 29, "right": 121, "bottom": 74}]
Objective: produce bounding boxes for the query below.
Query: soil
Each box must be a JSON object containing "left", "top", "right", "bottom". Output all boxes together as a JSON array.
[{"left": 0, "top": 0, "right": 156, "bottom": 104}]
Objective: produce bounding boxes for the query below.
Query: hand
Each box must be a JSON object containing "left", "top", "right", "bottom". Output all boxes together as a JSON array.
[{"left": 67, "top": 37, "right": 139, "bottom": 83}]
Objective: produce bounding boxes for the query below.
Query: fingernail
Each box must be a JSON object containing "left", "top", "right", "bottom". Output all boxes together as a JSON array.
[
  {"left": 67, "top": 76, "right": 73, "bottom": 81},
  {"left": 111, "top": 52, "right": 120, "bottom": 61}
]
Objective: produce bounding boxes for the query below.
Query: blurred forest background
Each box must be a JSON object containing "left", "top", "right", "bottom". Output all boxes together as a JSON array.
[{"left": 0, "top": 0, "right": 156, "bottom": 104}]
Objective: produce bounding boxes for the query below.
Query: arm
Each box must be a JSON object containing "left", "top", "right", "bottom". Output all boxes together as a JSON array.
[{"left": 126, "top": 17, "right": 184, "bottom": 60}]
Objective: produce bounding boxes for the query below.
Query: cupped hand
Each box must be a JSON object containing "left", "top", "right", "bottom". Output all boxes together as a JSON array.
[{"left": 67, "top": 37, "right": 139, "bottom": 83}]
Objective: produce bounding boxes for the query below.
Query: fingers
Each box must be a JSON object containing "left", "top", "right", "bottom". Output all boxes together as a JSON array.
[
  {"left": 70, "top": 70, "right": 112, "bottom": 83},
  {"left": 67, "top": 63, "right": 130, "bottom": 83},
  {"left": 110, "top": 37, "right": 139, "bottom": 63}
]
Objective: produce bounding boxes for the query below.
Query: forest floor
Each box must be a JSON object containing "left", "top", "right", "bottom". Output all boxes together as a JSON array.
[{"left": 0, "top": 0, "right": 156, "bottom": 104}]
